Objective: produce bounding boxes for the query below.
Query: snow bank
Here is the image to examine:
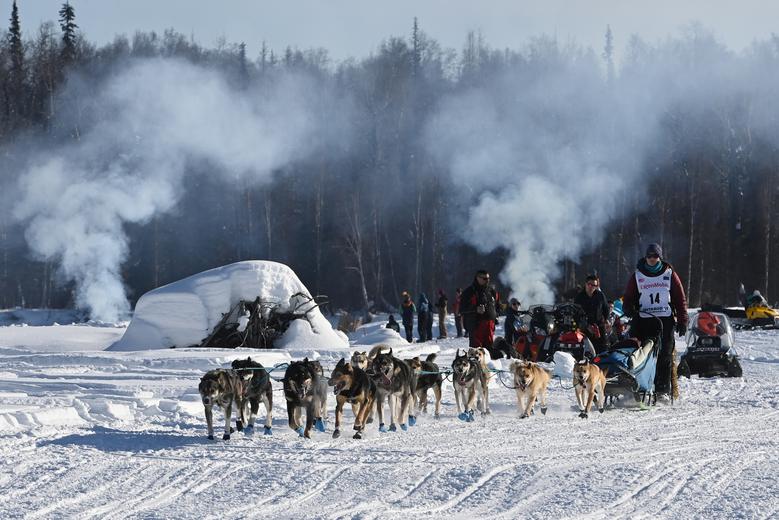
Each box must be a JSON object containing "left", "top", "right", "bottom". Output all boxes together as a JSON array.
[{"left": 110, "top": 261, "right": 347, "bottom": 351}]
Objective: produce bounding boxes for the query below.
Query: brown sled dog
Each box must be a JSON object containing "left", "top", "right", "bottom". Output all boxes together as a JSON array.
[
  {"left": 328, "top": 358, "right": 377, "bottom": 439},
  {"left": 198, "top": 368, "right": 251, "bottom": 440},
  {"left": 510, "top": 361, "right": 551, "bottom": 419},
  {"left": 573, "top": 359, "right": 608, "bottom": 418}
]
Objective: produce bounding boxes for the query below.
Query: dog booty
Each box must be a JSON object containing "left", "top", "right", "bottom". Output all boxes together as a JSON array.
[
  {"left": 457, "top": 412, "right": 469, "bottom": 421},
  {"left": 295, "top": 426, "right": 305, "bottom": 437},
  {"left": 379, "top": 423, "right": 387, "bottom": 433},
  {"left": 408, "top": 415, "right": 417, "bottom": 426},
  {"left": 400, "top": 423, "right": 408, "bottom": 431},
  {"left": 466, "top": 410, "right": 475, "bottom": 422},
  {"left": 315, "top": 417, "right": 326, "bottom": 432},
  {"left": 264, "top": 426, "right": 273, "bottom": 436},
  {"left": 388, "top": 424, "right": 397, "bottom": 432}
]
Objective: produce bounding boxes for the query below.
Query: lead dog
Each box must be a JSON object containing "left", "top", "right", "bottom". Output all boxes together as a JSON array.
[
  {"left": 282, "top": 358, "right": 328, "bottom": 438},
  {"left": 198, "top": 368, "right": 251, "bottom": 440},
  {"left": 328, "top": 358, "right": 377, "bottom": 439},
  {"left": 231, "top": 357, "right": 273, "bottom": 435},
  {"left": 573, "top": 359, "right": 608, "bottom": 418},
  {"left": 452, "top": 349, "right": 488, "bottom": 422},
  {"left": 370, "top": 348, "right": 413, "bottom": 432},
  {"left": 510, "top": 360, "right": 551, "bottom": 419}
]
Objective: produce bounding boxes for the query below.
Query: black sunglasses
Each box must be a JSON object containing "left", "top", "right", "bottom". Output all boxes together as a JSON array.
[{"left": 646, "top": 254, "right": 660, "bottom": 259}]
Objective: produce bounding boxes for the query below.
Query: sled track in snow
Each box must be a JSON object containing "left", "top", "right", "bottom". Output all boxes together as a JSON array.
[{"left": 1, "top": 330, "right": 778, "bottom": 518}]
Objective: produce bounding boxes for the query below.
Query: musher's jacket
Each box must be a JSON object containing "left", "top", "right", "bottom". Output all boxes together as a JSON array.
[{"left": 623, "top": 259, "right": 688, "bottom": 327}]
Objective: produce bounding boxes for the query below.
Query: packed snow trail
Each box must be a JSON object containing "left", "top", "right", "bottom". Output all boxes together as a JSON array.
[{"left": 0, "top": 326, "right": 777, "bottom": 519}]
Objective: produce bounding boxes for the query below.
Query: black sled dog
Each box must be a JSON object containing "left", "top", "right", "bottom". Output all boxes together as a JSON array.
[
  {"left": 231, "top": 357, "right": 274, "bottom": 435},
  {"left": 282, "top": 358, "right": 328, "bottom": 438}
]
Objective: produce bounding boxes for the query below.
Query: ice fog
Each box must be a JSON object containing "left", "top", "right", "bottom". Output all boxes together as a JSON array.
[
  {"left": 424, "top": 31, "right": 778, "bottom": 304},
  {"left": 13, "top": 58, "right": 351, "bottom": 322}
]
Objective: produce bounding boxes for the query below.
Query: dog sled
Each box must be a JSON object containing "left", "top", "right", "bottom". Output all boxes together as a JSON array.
[{"left": 592, "top": 336, "right": 659, "bottom": 405}]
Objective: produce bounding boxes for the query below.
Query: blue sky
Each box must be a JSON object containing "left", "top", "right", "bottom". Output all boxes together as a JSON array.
[{"left": 4, "top": 0, "right": 775, "bottom": 62}]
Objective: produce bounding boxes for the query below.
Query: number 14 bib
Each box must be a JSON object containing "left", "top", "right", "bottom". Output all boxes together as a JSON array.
[{"left": 636, "top": 268, "right": 673, "bottom": 317}]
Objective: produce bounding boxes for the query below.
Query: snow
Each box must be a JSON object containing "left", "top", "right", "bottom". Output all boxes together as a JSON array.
[
  {"left": 110, "top": 260, "right": 347, "bottom": 351},
  {"left": 0, "top": 312, "right": 778, "bottom": 518}
]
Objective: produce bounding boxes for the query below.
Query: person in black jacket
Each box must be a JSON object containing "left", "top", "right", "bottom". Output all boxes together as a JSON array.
[
  {"left": 417, "top": 293, "right": 431, "bottom": 342},
  {"left": 460, "top": 270, "right": 500, "bottom": 349},
  {"left": 385, "top": 314, "right": 401, "bottom": 334},
  {"left": 574, "top": 273, "right": 610, "bottom": 353},
  {"left": 503, "top": 298, "right": 523, "bottom": 345},
  {"left": 400, "top": 292, "right": 416, "bottom": 343}
]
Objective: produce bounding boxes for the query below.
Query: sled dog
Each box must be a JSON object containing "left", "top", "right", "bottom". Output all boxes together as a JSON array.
[
  {"left": 282, "top": 358, "right": 328, "bottom": 438},
  {"left": 407, "top": 354, "right": 443, "bottom": 418},
  {"left": 370, "top": 348, "right": 413, "bottom": 432},
  {"left": 467, "top": 346, "right": 493, "bottom": 414},
  {"left": 573, "top": 359, "right": 608, "bottom": 418},
  {"left": 231, "top": 357, "right": 273, "bottom": 435},
  {"left": 351, "top": 350, "right": 370, "bottom": 371},
  {"left": 328, "top": 358, "right": 378, "bottom": 439},
  {"left": 510, "top": 360, "right": 551, "bottom": 419},
  {"left": 452, "top": 349, "right": 488, "bottom": 422},
  {"left": 367, "top": 344, "right": 391, "bottom": 360},
  {"left": 198, "top": 368, "right": 251, "bottom": 440}
]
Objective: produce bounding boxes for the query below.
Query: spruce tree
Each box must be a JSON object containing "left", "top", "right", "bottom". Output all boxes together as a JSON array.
[
  {"left": 7, "top": 0, "right": 25, "bottom": 123},
  {"left": 59, "top": 1, "right": 78, "bottom": 64}
]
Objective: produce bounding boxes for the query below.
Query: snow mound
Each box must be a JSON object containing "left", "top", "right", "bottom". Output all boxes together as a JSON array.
[
  {"left": 352, "top": 326, "right": 409, "bottom": 347},
  {"left": 110, "top": 261, "right": 347, "bottom": 350}
]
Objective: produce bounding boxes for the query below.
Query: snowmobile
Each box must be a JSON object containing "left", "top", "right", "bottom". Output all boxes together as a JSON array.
[
  {"left": 742, "top": 289, "right": 779, "bottom": 329},
  {"left": 513, "top": 304, "right": 556, "bottom": 362},
  {"left": 677, "top": 311, "right": 742, "bottom": 378},
  {"left": 542, "top": 302, "right": 596, "bottom": 362}
]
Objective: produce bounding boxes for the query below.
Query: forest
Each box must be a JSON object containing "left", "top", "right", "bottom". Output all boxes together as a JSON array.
[{"left": 1, "top": 1, "right": 778, "bottom": 319}]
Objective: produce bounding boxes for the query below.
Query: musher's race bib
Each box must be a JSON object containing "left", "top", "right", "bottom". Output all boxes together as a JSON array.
[{"left": 636, "top": 268, "right": 673, "bottom": 317}]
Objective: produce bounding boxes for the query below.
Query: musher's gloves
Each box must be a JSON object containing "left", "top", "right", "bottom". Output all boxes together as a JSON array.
[{"left": 676, "top": 323, "right": 687, "bottom": 337}]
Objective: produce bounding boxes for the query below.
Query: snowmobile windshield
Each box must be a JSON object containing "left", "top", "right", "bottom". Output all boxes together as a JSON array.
[{"left": 688, "top": 311, "right": 735, "bottom": 348}]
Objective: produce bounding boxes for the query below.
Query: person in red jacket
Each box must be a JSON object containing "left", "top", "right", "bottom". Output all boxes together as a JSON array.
[
  {"left": 460, "top": 270, "right": 500, "bottom": 350},
  {"left": 622, "top": 243, "right": 688, "bottom": 398}
]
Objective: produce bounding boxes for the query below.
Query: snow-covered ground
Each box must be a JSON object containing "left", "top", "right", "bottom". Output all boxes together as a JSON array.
[{"left": 1, "top": 313, "right": 778, "bottom": 519}]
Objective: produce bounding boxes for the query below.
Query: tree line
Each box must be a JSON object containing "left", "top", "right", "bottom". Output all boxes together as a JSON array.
[{"left": 1, "top": 2, "right": 778, "bottom": 315}]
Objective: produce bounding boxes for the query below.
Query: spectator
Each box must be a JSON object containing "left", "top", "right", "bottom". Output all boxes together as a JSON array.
[
  {"left": 453, "top": 288, "right": 464, "bottom": 338},
  {"left": 417, "top": 293, "right": 431, "bottom": 342},
  {"left": 400, "top": 292, "right": 416, "bottom": 343},
  {"left": 574, "top": 273, "right": 610, "bottom": 353},
  {"left": 504, "top": 298, "right": 523, "bottom": 345},
  {"left": 386, "top": 314, "right": 400, "bottom": 334},
  {"left": 436, "top": 289, "right": 448, "bottom": 339},
  {"left": 460, "top": 270, "right": 500, "bottom": 349}
]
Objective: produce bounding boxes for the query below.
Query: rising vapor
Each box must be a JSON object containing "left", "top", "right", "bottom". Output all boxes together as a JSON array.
[{"left": 13, "top": 58, "right": 349, "bottom": 322}]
